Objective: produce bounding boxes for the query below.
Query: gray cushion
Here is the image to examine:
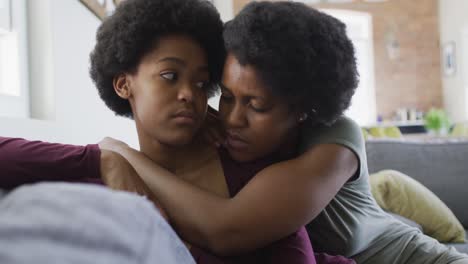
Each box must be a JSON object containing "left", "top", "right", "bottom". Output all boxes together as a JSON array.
[
  {"left": 366, "top": 139, "right": 468, "bottom": 228},
  {"left": 0, "top": 183, "right": 194, "bottom": 264},
  {"left": 445, "top": 231, "right": 468, "bottom": 254}
]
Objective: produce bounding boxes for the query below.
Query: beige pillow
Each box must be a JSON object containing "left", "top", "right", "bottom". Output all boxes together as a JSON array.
[{"left": 370, "top": 170, "right": 466, "bottom": 243}]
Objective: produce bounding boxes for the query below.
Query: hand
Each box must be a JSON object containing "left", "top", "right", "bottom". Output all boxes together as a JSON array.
[
  {"left": 200, "top": 106, "right": 226, "bottom": 147},
  {"left": 100, "top": 149, "right": 168, "bottom": 219},
  {"left": 98, "top": 137, "right": 130, "bottom": 154}
]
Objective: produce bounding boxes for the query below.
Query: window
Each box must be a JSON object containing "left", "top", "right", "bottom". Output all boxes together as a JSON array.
[
  {"left": 0, "top": 0, "right": 29, "bottom": 118},
  {"left": 0, "top": 32, "right": 20, "bottom": 97},
  {"left": 321, "top": 9, "right": 377, "bottom": 126}
]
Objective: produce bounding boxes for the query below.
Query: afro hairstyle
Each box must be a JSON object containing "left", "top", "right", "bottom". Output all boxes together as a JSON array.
[
  {"left": 223, "top": 1, "right": 358, "bottom": 125},
  {"left": 90, "top": 0, "right": 225, "bottom": 118}
]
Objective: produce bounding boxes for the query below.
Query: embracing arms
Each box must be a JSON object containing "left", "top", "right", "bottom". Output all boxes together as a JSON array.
[
  {"left": 0, "top": 137, "right": 153, "bottom": 198},
  {"left": 101, "top": 138, "right": 358, "bottom": 255}
]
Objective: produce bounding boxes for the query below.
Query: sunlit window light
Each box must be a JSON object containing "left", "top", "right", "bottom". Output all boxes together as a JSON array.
[{"left": 0, "top": 32, "right": 20, "bottom": 97}]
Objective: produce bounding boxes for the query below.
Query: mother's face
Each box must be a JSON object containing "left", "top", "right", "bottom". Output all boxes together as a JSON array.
[{"left": 219, "top": 54, "right": 300, "bottom": 162}]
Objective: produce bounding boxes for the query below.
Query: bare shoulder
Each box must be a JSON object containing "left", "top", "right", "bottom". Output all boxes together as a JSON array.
[{"left": 178, "top": 144, "right": 229, "bottom": 198}]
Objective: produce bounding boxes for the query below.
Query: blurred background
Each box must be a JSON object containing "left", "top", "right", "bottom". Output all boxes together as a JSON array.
[{"left": 1, "top": 0, "right": 467, "bottom": 145}]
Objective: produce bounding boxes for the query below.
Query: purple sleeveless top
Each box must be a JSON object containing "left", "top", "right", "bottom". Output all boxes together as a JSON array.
[
  {"left": 191, "top": 148, "right": 355, "bottom": 264},
  {"left": 190, "top": 148, "right": 317, "bottom": 264}
]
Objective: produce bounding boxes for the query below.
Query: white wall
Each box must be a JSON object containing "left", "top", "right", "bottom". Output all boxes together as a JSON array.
[
  {"left": 439, "top": 0, "right": 468, "bottom": 122},
  {"left": 212, "top": 0, "right": 234, "bottom": 22},
  {"left": 28, "top": 0, "right": 55, "bottom": 120},
  {"left": 207, "top": 0, "right": 234, "bottom": 110},
  {"left": 0, "top": 0, "right": 10, "bottom": 31},
  {"left": 0, "top": 0, "right": 138, "bottom": 147}
]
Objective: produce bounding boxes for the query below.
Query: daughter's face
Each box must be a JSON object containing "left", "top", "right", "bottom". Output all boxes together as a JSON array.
[
  {"left": 219, "top": 54, "right": 300, "bottom": 162},
  {"left": 116, "top": 34, "right": 210, "bottom": 147}
]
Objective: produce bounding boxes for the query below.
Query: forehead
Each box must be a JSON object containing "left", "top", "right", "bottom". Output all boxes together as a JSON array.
[
  {"left": 221, "top": 54, "right": 271, "bottom": 97},
  {"left": 141, "top": 34, "right": 208, "bottom": 66}
]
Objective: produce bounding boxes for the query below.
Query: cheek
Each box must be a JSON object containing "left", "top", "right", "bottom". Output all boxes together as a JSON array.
[
  {"left": 218, "top": 100, "right": 231, "bottom": 123},
  {"left": 139, "top": 94, "right": 161, "bottom": 112},
  {"left": 133, "top": 92, "right": 166, "bottom": 125},
  {"left": 248, "top": 113, "right": 296, "bottom": 148},
  {"left": 252, "top": 119, "right": 287, "bottom": 142}
]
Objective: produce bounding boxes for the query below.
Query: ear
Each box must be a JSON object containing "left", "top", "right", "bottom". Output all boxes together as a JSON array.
[{"left": 113, "top": 73, "right": 132, "bottom": 99}]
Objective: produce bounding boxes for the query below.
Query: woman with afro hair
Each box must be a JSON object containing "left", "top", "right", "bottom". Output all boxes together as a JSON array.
[{"left": 102, "top": 1, "right": 468, "bottom": 264}]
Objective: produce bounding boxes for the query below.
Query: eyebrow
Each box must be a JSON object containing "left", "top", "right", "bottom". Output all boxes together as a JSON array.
[
  {"left": 158, "top": 57, "right": 209, "bottom": 73},
  {"left": 219, "top": 82, "right": 268, "bottom": 101},
  {"left": 158, "top": 57, "right": 186, "bottom": 65}
]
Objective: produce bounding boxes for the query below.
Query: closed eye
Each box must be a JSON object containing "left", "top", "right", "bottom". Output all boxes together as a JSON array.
[{"left": 249, "top": 103, "right": 269, "bottom": 113}]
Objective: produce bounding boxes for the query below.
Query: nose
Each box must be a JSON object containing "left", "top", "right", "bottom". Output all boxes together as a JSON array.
[
  {"left": 178, "top": 82, "right": 194, "bottom": 103},
  {"left": 224, "top": 102, "right": 248, "bottom": 128}
]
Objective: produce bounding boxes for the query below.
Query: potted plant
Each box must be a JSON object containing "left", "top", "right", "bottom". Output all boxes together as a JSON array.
[{"left": 424, "top": 108, "right": 451, "bottom": 135}]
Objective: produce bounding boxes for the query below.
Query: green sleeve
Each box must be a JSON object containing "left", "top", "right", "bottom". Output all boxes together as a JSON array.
[{"left": 299, "top": 116, "right": 367, "bottom": 181}]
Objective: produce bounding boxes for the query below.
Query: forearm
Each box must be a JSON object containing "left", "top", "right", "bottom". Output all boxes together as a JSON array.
[
  {"left": 112, "top": 143, "right": 357, "bottom": 256},
  {"left": 99, "top": 149, "right": 170, "bottom": 219},
  {"left": 0, "top": 137, "right": 101, "bottom": 189},
  {"left": 117, "top": 146, "right": 232, "bottom": 252}
]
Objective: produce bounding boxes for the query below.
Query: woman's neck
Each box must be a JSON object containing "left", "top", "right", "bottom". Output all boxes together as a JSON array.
[{"left": 274, "top": 128, "right": 300, "bottom": 161}]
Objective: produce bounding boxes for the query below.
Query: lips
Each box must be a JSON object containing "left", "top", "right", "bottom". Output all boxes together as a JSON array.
[
  {"left": 225, "top": 131, "right": 249, "bottom": 150},
  {"left": 172, "top": 109, "right": 197, "bottom": 125}
]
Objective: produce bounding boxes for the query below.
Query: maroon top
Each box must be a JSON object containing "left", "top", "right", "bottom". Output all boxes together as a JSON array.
[
  {"left": 0, "top": 137, "right": 102, "bottom": 189},
  {"left": 189, "top": 148, "right": 316, "bottom": 264},
  {"left": 193, "top": 148, "right": 354, "bottom": 264},
  {"left": 0, "top": 137, "right": 354, "bottom": 264}
]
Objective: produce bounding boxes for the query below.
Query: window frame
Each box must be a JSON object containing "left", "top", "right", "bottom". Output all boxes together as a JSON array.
[{"left": 0, "top": 0, "right": 29, "bottom": 118}]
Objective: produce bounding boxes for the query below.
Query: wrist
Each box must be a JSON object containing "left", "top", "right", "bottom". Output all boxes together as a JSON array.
[
  {"left": 100, "top": 149, "right": 121, "bottom": 183},
  {"left": 115, "top": 145, "right": 133, "bottom": 160}
]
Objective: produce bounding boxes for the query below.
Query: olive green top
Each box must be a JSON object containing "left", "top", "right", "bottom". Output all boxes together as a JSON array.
[{"left": 300, "top": 117, "right": 466, "bottom": 264}]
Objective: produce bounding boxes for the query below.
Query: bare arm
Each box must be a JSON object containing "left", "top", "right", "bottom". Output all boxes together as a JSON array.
[{"left": 103, "top": 138, "right": 358, "bottom": 255}]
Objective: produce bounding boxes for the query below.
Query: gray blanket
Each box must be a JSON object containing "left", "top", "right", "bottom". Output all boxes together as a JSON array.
[{"left": 0, "top": 183, "right": 195, "bottom": 264}]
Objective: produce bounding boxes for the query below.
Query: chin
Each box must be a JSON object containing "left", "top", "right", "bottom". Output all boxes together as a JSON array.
[
  {"left": 167, "top": 133, "right": 195, "bottom": 147},
  {"left": 227, "top": 148, "right": 256, "bottom": 162}
]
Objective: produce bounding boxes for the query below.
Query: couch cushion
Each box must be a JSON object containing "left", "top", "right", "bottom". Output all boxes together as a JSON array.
[
  {"left": 0, "top": 183, "right": 194, "bottom": 264},
  {"left": 366, "top": 139, "right": 468, "bottom": 228},
  {"left": 370, "top": 170, "right": 466, "bottom": 243}
]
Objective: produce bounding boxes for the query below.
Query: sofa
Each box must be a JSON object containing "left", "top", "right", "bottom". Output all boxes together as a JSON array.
[{"left": 365, "top": 138, "right": 468, "bottom": 254}]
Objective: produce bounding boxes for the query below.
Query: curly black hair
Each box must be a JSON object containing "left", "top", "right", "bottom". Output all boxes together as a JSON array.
[
  {"left": 223, "top": 1, "right": 358, "bottom": 125},
  {"left": 90, "top": 0, "right": 225, "bottom": 118}
]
